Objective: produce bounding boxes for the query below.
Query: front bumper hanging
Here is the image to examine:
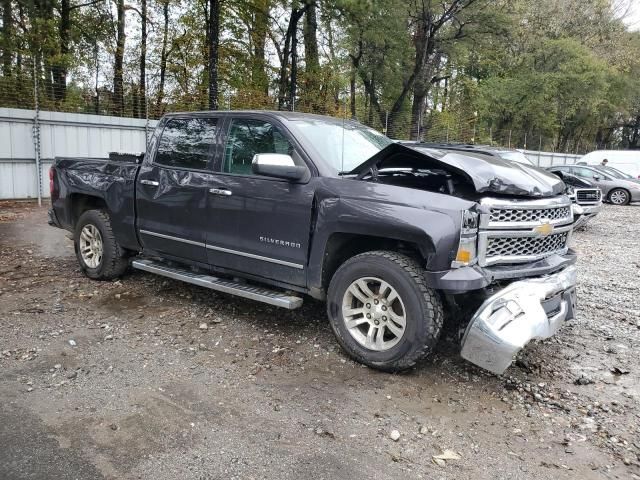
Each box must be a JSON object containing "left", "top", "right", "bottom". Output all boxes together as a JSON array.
[
  {"left": 572, "top": 203, "right": 602, "bottom": 229},
  {"left": 460, "top": 265, "right": 577, "bottom": 375}
]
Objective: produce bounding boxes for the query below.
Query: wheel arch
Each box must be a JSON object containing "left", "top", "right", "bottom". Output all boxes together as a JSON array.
[
  {"left": 69, "top": 193, "right": 109, "bottom": 227},
  {"left": 317, "top": 232, "right": 433, "bottom": 297}
]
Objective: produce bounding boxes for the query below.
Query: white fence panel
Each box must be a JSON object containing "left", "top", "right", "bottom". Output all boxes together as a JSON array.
[
  {"left": 522, "top": 149, "right": 582, "bottom": 167},
  {"left": 0, "top": 108, "right": 157, "bottom": 200}
]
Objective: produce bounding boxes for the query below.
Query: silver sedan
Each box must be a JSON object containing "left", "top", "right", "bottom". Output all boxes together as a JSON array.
[{"left": 547, "top": 165, "right": 640, "bottom": 205}]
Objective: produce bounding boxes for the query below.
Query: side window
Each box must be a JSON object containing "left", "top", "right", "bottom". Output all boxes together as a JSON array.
[
  {"left": 223, "top": 119, "right": 294, "bottom": 175},
  {"left": 573, "top": 167, "right": 595, "bottom": 179},
  {"left": 155, "top": 117, "right": 217, "bottom": 170}
]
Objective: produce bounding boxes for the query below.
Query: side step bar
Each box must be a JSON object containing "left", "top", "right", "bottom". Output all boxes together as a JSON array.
[{"left": 132, "top": 259, "right": 303, "bottom": 310}]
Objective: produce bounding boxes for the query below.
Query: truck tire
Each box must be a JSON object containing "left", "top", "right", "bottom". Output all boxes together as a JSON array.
[
  {"left": 74, "top": 210, "right": 129, "bottom": 280},
  {"left": 327, "top": 251, "right": 443, "bottom": 372}
]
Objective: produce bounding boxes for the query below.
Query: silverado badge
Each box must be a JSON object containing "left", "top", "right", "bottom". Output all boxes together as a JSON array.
[{"left": 533, "top": 221, "right": 554, "bottom": 237}]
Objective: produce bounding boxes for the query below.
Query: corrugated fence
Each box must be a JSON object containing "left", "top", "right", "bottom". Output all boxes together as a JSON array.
[
  {"left": 0, "top": 107, "right": 583, "bottom": 200},
  {"left": 0, "top": 108, "right": 156, "bottom": 200}
]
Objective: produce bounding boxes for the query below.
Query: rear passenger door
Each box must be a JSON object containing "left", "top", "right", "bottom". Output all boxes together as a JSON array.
[
  {"left": 204, "top": 116, "right": 316, "bottom": 287},
  {"left": 136, "top": 115, "right": 220, "bottom": 264}
]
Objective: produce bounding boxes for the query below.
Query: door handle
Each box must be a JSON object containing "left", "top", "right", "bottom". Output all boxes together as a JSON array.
[
  {"left": 140, "top": 179, "right": 159, "bottom": 187},
  {"left": 209, "top": 188, "right": 232, "bottom": 196}
]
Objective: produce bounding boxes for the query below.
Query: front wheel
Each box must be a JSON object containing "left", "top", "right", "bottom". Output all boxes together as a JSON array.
[
  {"left": 327, "top": 251, "right": 443, "bottom": 372},
  {"left": 74, "top": 210, "right": 129, "bottom": 280},
  {"left": 608, "top": 188, "right": 630, "bottom": 205}
]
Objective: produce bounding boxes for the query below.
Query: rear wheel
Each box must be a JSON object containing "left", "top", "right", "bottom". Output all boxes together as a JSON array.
[
  {"left": 608, "top": 188, "right": 630, "bottom": 205},
  {"left": 327, "top": 251, "right": 443, "bottom": 372},
  {"left": 74, "top": 210, "right": 129, "bottom": 280}
]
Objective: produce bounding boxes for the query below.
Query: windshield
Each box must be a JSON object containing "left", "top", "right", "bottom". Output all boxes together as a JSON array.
[
  {"left": 498, "top": 151, "right": 534, "bottom": 165},
  {"left": 291, "top": 119, "right": 393, "bottom": 172},
  {"left": 601, "top": 166, "right": 632, "bottom": 179}
]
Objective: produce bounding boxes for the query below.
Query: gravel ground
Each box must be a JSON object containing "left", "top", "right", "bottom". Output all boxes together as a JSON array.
[{"left": 0, "top": 200, "right": 639, "bottom": 480}]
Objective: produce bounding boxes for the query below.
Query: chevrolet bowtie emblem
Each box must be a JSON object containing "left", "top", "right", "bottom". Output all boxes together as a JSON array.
[{"left": 533, "top": 221, "right": 554, "bottom": 236}]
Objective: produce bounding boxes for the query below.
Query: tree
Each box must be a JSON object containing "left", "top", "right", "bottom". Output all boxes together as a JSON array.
[
  {"left": 208, "top": 0, "right": 220, "bottom": 110},
  {"left": 302, "top": 0, "right": 320, "bottom": 110},
  {"left": 113, "top": 0, "right": 126, "bottom": 116}
]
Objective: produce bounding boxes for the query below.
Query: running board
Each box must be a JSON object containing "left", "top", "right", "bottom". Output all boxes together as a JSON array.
[{"left": 132, "top": 259, "right": 303, "bottom": 310}]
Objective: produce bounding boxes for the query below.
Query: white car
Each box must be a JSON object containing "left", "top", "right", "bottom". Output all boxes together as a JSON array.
[{"left": 579, "top": 150, "right": 640, "bottom": 179}]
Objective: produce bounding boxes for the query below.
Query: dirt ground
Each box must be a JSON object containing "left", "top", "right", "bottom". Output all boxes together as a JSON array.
[{"left": 1, "top": 200, "right": 639, "bottom": 480}]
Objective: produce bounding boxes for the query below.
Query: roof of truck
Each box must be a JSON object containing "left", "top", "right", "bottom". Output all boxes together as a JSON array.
[{"left": 162, "top": 110, "right": 352, "bottom": 124}]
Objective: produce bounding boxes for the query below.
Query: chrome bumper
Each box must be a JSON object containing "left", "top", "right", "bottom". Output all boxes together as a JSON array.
[
  {"left": 573, "top": 203, "right": 602, "bottom": 228},
  {"left": 460, "top": 265, "right": 577, "bottom": 374}
]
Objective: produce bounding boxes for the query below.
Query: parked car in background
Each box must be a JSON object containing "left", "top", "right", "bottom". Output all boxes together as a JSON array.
[
  {"left": 546, "top": 169, "right": 602, "bottom": 228},
  {"left": 595, "top": 165, "right": 640, "bottom": 184},
  {"left": 579, "top": 150, "right": 640, "bottom": 179},
  {"left": 546, "top": 165, "right": 640, "bottom": 205}
]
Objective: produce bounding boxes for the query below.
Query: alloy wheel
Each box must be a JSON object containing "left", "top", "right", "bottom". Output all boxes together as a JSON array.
[
  {"left": 341, "top": 277, "right": 406, "bottom": 351},
  {"left": 609, "top": 190, "right": 628, "bottom": 205},
  {"left": 79, "top": 224, "right": 103, "bottom": 268}
]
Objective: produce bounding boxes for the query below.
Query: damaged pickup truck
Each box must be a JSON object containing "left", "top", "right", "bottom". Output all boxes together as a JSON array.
[{"left": 48, "top": 111, "right": 577, "bottom": 374}]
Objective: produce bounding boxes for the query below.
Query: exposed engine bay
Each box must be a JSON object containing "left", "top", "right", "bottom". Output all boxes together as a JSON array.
[{"left": 348, "top": 143, "right": 566, "bottom": 200}]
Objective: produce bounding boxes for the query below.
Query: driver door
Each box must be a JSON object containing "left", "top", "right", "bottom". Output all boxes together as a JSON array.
[{"left": 204, "top": 116, "right": 316, "bottom": 287}]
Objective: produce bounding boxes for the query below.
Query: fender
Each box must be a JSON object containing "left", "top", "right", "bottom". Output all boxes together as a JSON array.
[
  {"left": 306, "top": 185, "right": 473, "bottom": 294},
  {"left": 52, "top": 158, "right": 140, "bottom": 250}
]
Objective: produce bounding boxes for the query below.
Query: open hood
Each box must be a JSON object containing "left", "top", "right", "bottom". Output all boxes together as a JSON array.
[{"left": 349, "top": 143, "right": 565, "bottom": 198}]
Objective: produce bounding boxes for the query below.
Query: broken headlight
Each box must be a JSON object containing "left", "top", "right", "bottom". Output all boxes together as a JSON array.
[{"left": 452, "top": 210, "right": 478, "bottom": 268}]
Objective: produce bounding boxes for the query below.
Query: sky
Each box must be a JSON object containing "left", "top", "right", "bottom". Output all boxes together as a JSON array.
[{"left": 621, "top": 0, "right": 640, "bottom": 31}]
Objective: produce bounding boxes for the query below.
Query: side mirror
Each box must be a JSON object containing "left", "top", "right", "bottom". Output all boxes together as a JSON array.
[
  {"left": 252, "top": 153, "right": 309, "bottom": 181},
  {"left": 593, "top": 175, "right": 601, "bottom": 181}
]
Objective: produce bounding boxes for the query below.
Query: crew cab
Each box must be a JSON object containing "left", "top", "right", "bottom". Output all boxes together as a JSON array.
[{"left": 49, "top": 111, "right": 577, "bottom": 375}]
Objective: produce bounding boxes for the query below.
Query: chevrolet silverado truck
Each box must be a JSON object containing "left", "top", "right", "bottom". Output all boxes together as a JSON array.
[{"left": 48, "top": 111, "right": 577, "bottom": 374}]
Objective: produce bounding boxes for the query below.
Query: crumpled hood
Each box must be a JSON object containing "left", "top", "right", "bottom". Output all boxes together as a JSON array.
[{"left": 349, "top": 143, "right": 565, "bottom": 197}]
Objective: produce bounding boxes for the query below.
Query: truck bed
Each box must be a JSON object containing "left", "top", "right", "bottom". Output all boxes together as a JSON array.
[{"left": 50, "top": 157, "right": 141, "bottom": 251}]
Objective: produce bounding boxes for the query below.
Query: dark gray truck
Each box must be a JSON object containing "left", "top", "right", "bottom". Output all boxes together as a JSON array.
[{"left": 49, "top": 111, "right": 577, "bottom": 374}]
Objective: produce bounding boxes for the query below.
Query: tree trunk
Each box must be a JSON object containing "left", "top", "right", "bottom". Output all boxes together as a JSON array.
[
  {"left": 250, "top": 0, "right": 270, "bottom": 96},
  {"left": 289, "top": 18, "right": 298, "bottom": 110},
  {"left": 1, "top": 0, "right": 12, "bottom": 76},
  {"left": 138, "top": 0, "right": 147, "bottom": 118},
  {"left": 303, "top": 0, "right": 319, "bottom": 110},
  {"left": 321, "top": 3, "right": 339, "bottom": 110},
  {"left": 278, "top": 4, "right": 306, "bottom": 111},
  {"left": 156, "top": 0, "right": 169, "bottom": 114},
  {"left": 94, "top": 41, "right": 99, "bottom": 114},
  {"left": 208, "top": 0, "right": 220, "bottom": 110},
  {"left": 113, "top": 0, "right": 125, "bottom": 116},
  {"left": 349, "top": 68, "right": 356, "bottom": 119},
  {"left": 51, "top": 0, "right": 71, "bottom": 102},
  {"left": 348, "top": 39, "right": 363, "bottom": 120}
]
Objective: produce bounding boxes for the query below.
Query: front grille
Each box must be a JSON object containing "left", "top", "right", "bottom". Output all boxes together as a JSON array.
[
  {"left": 576, "top": 189, "right": 601, "bottom": 204},
  {"left": 486, "top": 232, "right": 569, "bottom": 258},
  {"left": 479, "top": 197, "right": 573, "bottom": 267},
  {"left": 490, "top": 206, "right": 571, "bottom": 223}
]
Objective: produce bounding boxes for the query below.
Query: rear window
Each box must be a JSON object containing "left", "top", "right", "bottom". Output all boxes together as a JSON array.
[{"left": 155, "top": 117, "right": 218, "bottom": 170}]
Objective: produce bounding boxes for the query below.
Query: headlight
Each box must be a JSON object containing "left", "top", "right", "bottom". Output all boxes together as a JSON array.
[
  {"left": 461, "top": 210, "right": 479, "bottom": 232},
  {"left": 453, "top": 210, "right": 478, "bottom": 267}
]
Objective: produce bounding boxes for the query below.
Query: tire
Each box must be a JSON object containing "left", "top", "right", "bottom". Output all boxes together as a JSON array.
[
  {"left": 74, "top": 210, "right": 129, "bottom": 280},
  {"left": 608, "top": 188, "right": 630, "bottom": 205},
  {"left": 327, "top": 251, "right": 443, "bottom": 372}
]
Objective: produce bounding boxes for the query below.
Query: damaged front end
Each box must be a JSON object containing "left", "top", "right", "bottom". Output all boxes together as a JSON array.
[{"left": 460, "top": 265, "right": 577, "bottom": 374}]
